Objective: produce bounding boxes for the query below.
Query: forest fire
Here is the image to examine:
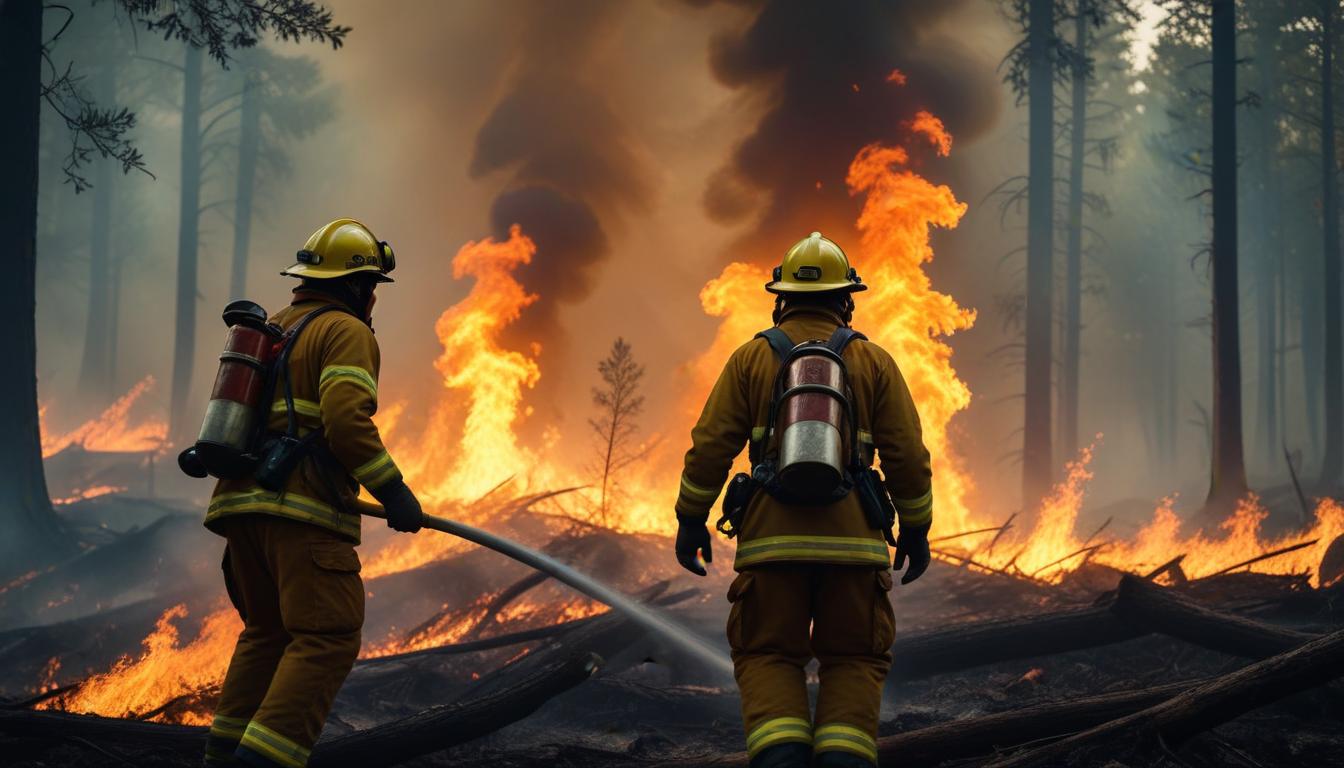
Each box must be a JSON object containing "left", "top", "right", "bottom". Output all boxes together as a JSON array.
[{"left": 32, "top": 93, "right": 1344, "bottom": 734}]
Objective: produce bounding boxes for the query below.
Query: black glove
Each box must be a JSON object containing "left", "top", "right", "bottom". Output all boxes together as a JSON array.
[
  {"left": 675, "top": 515, "right": 713, "bottom": 576},
  {"left": 372, "top": 478, "right": 423, "bottom": 533},
  {"left": 893, "top": 523, "right": 930, "bottom": 585}
]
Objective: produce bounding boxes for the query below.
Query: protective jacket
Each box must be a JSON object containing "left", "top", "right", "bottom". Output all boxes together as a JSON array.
[
  {"left": 677, "top": 306, "right": 933, "bottom": 569},
  {"left": 205, "top": 292, "right": 403, "bottom": 544}
]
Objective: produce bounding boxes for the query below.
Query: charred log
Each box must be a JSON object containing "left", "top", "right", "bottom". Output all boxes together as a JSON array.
[
  {"left": 888, "top": 604, "right": 1143, "bottom": 681},
  {"left": 0, "top": 653, "right": 601, "bottom": 766},
  {"left": 1112, "top": 574, "right": 1316, "bottom": 658},
  {"left": 983, "top": 628, "right": 1344, "bottom": 767},
  {"left": 309, "top": 652, "right": 600, "bottom": 767}
]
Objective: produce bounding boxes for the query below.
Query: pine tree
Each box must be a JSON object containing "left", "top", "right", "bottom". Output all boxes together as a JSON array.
[{"left": 589, "top": 338, "right": 645, "bottom": 526}]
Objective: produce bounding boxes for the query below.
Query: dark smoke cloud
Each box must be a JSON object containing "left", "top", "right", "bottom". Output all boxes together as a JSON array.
[
  {"left": 697, "top": 0, "right": 1002, "bottom": 261},
  {"left": 469, "top": 0, "right": 652, "bottom": 352}
]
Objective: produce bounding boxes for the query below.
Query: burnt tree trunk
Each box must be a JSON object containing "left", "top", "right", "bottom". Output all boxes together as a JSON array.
[
  {"left": 1061, "top": 1, "right": 1088, "bottom": 464},
  {"left": 1023, "top": 0, "right": 1056, "bottom": 507},
  {"left": 170, "top": 44, "right": 204, "bottom": 445},
  {"left": 0, "top": 0, "right": 70, "bottom": 577},
  {"left": 1206, "top": 0, "right": 1249, "bottom": 511},
  {"left": 229, "top": 68, "right": 261, "bottom": 301},
  {"left": 78, "top": 69, "right": 117, "bottom": 404},
  {"left": 1320, "top": 1, "right": 1343, "bottom": 489}
]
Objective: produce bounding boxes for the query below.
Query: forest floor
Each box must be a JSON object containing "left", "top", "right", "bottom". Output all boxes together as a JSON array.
[{"left": 1, "top": 482, "right": 1342, "bottom": 767}]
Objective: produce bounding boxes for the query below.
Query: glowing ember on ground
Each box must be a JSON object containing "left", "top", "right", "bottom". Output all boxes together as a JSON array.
[
  {"left": 41, "top": 376, "right": 168, "bottom": 458},
  {"left": 51, "top": 484, "right": 127, "bottom": 506}
]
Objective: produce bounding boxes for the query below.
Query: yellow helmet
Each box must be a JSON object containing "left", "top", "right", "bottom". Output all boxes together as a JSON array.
[
  {"left": 765, "top": 231, "right": 866, "bottom": 294},
  {"left": 281, "top": 218, "right": 396, "bottom": 283}
]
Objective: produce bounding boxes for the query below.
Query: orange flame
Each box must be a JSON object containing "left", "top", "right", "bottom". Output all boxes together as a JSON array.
[
  {"left": 51, "top": 484, "right": 127, "bottom": 506},
  {"left": 37, "top": 603, "right": 241, "bottom": 725},
  {"left": 41, "top": 376, "right": 167, "bottom": 457},
  {"left": 910, "top": 111, "right": 953, "bottom": 157},
  {"left": 961, "top": 441, "right": 1344, "bottom": 585}
]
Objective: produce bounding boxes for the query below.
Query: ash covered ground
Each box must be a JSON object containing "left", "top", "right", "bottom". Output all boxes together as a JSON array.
[{"left": 2, "top": 482, "right": 1342, "bottom": 768}]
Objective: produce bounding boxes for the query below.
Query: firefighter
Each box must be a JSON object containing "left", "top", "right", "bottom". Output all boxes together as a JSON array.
[
  {"left": 203, "top": 218, "right": 424, "bottom": 768},
  {"left": 675, "top": 232, "right": 933, "bottom": 768}
]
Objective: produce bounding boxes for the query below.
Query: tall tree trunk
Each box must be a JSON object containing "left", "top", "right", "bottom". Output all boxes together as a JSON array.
[
  {"left": 1252, "top": 10, "right": 1280, "bottom": 472},
  {"left": 169, "top": 45, "right": 204, "bottom": 445},
  {"left": 1206, "top": 0, "right": 1250, "bottom": 511},
  {"left": 1321, "top": 2, "right": 1343, "bottom": 489},
  {"left": 1303, "top": 241, "right": 1324, "bottom": 460},
  {"left": 1163, "top": 254, "right": 1179, "bottom": 475},
  {"left": 0, "top": 0, "right": 71, "bottom": 575},
  {"left": 109, "top": 238, "right": 123, "bottom": 390},
  {"left": 1062, "top": 2, "right": 1088, "bottom": 464},
  {"left": 229, "top": 69, "right": 261, "bottom": 301},
  {"left": 77, "top": 68, "right": 116, "bottom": 405},
  {"left": 1023, "top": 0, "right": 1056, "bottom": 508}
]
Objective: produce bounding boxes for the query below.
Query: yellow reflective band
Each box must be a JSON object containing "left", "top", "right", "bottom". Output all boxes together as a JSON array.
[
  {"left": 814, "top": 723, "right": 878, "bottom": 761},
  {"left": 353, "top": 450, "right": 400, "bottom": 490},
  {"left": 319, "top": 365, "right": 377, "bottom": 399},
  {"left": 674, "top": 497, "right": 713, "bottom": 519},
  {"left": 746, "top": 716, "right": 812, "bottom": 757},
  {"left": 735, "top": 535, "right": 890, "bottom": 568},
  {"left": 209, "top": 714, "right": 248, "bottom": 739},
  {"left": 893, "top": 488, "right": 934, "bottom": 527},
  {"left": 679, "top": 474, "right": 720, "bottom": 501},
  {"left": 241, "top": 721, "right": 311, "bottom": 768},
  {"left": 857, "top": 429, "right": 874, "bottom": 444},
  {"left": 892, "top": 487, "right": 933, "bottom": 511},
  {"left": 271, "top": 398, "right": 322, "bottom": 420},
  {"left": 207, "top": 489, "right": 360, "bottom": 539},
  {"left": 898, "top": 506, "right": 934, "bottom": 527},
  {"left": 751, "top": 425, "right": 767, "bottom": 442}
]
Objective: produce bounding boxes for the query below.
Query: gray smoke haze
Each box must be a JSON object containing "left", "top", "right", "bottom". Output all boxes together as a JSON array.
[
  {"left": 695, "top": 0, "right": 1003, "bottom": 262},
  {"left": 469, "top": 0, "right": 653, "bottom": 370}
]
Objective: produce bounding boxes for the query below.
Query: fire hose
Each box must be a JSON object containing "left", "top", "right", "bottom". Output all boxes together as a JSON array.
[{"left": 354, "top": 499, "right": 735, "bottom": 680}]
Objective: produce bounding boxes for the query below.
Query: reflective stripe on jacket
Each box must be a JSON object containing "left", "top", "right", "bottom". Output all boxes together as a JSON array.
[
  {"left": 206, "top": 293, "right": 403, "bottom": 543},
  {"left": 677, "top": 306, "right": 933, "bottom": 569}
]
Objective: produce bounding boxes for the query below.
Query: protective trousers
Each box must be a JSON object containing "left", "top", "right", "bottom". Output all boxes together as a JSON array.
[
  {"left": 728, "top": 564, "right": 895, "bottom": 766},
  {"left": 205, "top": 515, "right": 363, "bottom": 767}
]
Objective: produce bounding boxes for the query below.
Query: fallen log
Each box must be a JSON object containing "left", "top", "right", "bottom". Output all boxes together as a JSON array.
[
  {"left": 874, "top": 679, "right": 1202, "bottom": 765},
  {"left": 0, "top": 708, "right": 203, "bottom": 754},
  {"left": 889, "top": 604, "right": 1142, "bottom": 680},
  {"left": 983, "top": 628, "right": 1344, "bottom": 767},
  {"left": 310, "top": 652, "right": 600, "bottom": 767},
  {"left": 0, "top": 652, "right": 601, "bottom": 766},
  {"left": 1112, "top": 574, "right": 1316, "bottom": 658}
]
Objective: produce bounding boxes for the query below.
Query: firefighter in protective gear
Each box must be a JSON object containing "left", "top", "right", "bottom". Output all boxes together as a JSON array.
[
  {"left": 203, "top": 218, "right": 423, "bottom": 768},
  {"left": 675, "top": 232, "right": 933, "bottom": 768}
]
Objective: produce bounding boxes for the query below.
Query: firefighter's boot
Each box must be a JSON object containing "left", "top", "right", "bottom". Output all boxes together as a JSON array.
[{"left": 749, "top": 742, "right": 812, "bottom": 768}]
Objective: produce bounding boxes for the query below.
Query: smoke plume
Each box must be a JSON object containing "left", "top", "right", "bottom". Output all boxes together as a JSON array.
[
  {"left": 469, "top": 0, "right": 653, "bottom": 376},
  {"left": 696, "top": 0, "right": 1002, "bottom": 262}
]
